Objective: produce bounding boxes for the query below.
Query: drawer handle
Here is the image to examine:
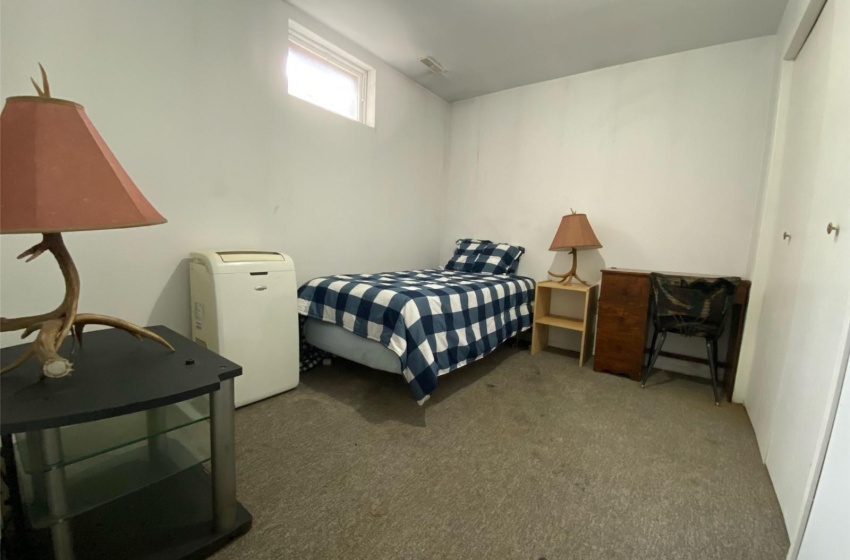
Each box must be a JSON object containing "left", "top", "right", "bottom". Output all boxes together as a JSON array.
[{"left": 254, "top": 286, "right": 268, "bottom": 291}]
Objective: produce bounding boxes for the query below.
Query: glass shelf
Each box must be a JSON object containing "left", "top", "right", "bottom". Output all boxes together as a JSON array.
[
  {"left": 14, "top": 396, "right": 209, "bottom": 474},
  {"left": 17, "top": 419, "right": 211, "bottom": 529}
]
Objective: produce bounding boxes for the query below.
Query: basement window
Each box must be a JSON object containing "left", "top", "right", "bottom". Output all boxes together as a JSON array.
[{"left": 287, "top": 21, "right": 375, "bottom": 126}]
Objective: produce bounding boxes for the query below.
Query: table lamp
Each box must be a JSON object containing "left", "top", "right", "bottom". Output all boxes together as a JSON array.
[
  {"left": 0, "top": 65, "right": 174, "bottom": 378},
  {"left": 548, "top": 210, "right": 602, "bottom": 286}
]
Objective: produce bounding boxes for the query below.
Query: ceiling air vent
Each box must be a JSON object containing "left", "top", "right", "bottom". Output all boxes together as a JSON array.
[{"left": 420, "top": 56, "right": 445, "bottom": 75}]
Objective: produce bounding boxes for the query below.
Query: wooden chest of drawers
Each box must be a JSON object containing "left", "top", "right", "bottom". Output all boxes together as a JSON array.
[{"left": 593, "top": 269, "right": 650, "bottom": 380}]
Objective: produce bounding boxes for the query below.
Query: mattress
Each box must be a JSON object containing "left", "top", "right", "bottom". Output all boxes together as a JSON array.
[{"left": 304, "top": 318, "right": 402, "bottom": 374}]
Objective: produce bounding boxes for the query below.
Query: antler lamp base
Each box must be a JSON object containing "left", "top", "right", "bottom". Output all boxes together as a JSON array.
[
  {"left": 548, "top": 248, "right": 590, "bottom": 287},
  {"left": 0, "top": 233, "right": 174, "bottom": 377}
]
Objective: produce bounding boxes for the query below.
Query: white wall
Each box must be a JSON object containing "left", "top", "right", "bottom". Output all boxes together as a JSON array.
[
  {"left": 442, "top": 37, "right": 777, "bottom": 367},
  {"left": 0, "top": 0, "right": 449, "bottom": 344}
]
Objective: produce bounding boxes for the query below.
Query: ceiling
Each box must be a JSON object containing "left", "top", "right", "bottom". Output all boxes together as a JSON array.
[{"left": 288, "top": 0, "right": 789, "bottom": 102}]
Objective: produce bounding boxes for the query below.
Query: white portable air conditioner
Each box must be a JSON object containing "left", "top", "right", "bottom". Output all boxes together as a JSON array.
[{"left": 189, "top": 251, "right": 299, "bottom": 407}]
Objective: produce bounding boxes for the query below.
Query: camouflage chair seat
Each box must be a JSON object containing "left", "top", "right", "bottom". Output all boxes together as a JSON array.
[{"left": 650, "top": 275, "right": 739, "bottom": 338}]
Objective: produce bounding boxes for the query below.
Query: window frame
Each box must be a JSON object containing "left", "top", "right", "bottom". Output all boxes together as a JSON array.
[{"left": 287, "top": 22, "right": 375, "bottom": 126}]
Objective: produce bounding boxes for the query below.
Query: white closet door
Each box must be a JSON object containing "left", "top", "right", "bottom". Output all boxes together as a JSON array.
[
  {"left": 798, "top": 360, "right": 850, "bottom": 559},
  {"left": 744, "top": 112, "right": 813, "bottom": 458},
  {"left": 745, "top": 0, "right": 834, "bottom": 460},
  {"left": 761, "top": 0, "right": 850, "bottom": 541}
]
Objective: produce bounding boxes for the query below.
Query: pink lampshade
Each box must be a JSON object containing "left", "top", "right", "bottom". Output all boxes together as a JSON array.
[
  {"left": 549, "top": 213, "right": 602, "bottom": 251},
  {"left": 0, "top": 95, "right": 166, "bottom": 234}
]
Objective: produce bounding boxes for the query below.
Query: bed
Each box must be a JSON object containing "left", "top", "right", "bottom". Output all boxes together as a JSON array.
[{"left": 298, "top": 266, "right": 535, "bottom": 402}]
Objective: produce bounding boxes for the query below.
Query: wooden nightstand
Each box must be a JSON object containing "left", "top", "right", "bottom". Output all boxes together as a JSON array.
[{"left": 531, "top": 281, "right": 599, "bottom": 367}]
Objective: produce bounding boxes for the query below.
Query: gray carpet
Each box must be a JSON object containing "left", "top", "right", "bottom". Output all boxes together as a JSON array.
[{"left": 212, "top": 346, "right": 789, "bottom": 560}]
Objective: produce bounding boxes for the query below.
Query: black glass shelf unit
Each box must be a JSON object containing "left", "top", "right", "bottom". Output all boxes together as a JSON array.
[{"left": 1, "top": 326, "right": 252, "bottom": 560}]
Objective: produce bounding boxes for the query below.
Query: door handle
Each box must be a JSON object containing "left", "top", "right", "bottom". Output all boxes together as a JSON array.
[
  {"left": 783, "top": 231, "right": 791, "bottom": 240},
  {"left": 827, "top": 223, "right": 840, "bottom": 236}
]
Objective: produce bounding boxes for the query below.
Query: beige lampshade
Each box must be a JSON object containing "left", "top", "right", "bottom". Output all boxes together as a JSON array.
[
  {"left": 0, "top": 95, "right": 166, "bottom": 234},
  {"left": 549, "top": 213, "right": 602, "bottom": 251}
]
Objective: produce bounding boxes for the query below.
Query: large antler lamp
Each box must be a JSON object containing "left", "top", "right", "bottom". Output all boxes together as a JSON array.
[
  {"left": 548, "top": 210, "right": 602, "bottom": 286},
  {"left": 0, "top": 66, "right": 174, "bottom": 378}
]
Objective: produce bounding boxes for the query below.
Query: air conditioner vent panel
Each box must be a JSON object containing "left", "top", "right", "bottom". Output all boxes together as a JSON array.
[{"left": 420, "top": 56, "right": 445, "bottom": 74}]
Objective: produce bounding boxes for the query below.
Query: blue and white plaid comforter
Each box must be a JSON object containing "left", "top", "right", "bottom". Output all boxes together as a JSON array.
[{"left": 297, "top": 269, "right": 535, "bottom": 401}]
